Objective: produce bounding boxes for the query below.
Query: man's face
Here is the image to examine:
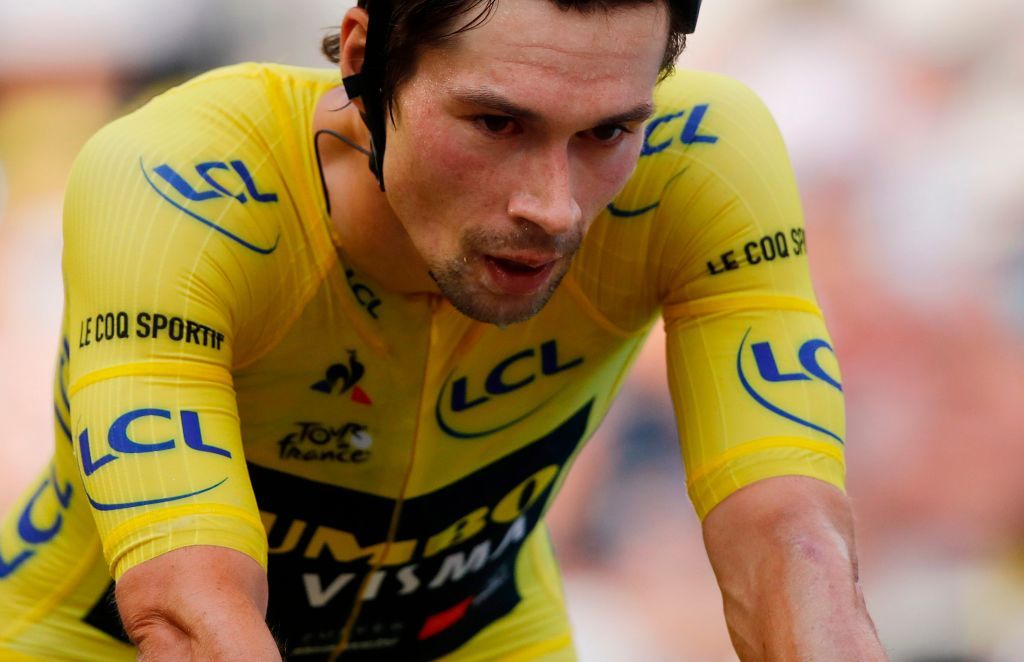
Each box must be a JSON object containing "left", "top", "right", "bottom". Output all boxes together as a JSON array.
[{"left": 383, "top": 0, "right": 668, "bottom": 325}]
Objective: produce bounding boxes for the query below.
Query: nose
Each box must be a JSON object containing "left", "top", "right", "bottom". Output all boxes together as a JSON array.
[{"left": 506, "top": 145, "right": 582, "bottom": 237}]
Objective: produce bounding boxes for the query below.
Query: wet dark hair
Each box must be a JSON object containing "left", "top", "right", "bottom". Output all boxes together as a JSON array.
[{"left": 322, "top": 0, "right": 689, "bottom": 115}]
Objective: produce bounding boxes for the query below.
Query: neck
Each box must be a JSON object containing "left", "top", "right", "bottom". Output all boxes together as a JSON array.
[{"left": 313, "top": 86, "right": 440, "bottom": 295}]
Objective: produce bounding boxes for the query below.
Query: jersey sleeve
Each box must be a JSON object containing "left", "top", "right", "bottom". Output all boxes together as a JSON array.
[
  {"left": 649, "top": 74, "right": 845, "bottom": 520},
  {"left": 61, "top": 71, "right": 298, "bottom": 579}
]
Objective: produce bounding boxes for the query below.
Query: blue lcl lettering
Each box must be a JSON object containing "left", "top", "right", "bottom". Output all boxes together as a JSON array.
[
  {"left": 154, "top": 164, "right": 222, "bottom": 201},
  {"left": 77, "top": 409, "right": 231, "bottom": 479},
  {"left": 0, "top": 544, "right": 33, "bottom": 579},
  {"left": 79, "top": 428, "right": 117, "bottom": 477},
  {"left": 181, "top": 410, "right": 232, "bottom": 458},
  {"left": 485, "top": 349, "right": 536, "bottom": 396},
  {"left": 642, "top": 110, "right": 686, "bottom": 156},
  {"left": 640, "top": 104, "right": 719, "bottom": 157},
  {"left": 752, "top": 338, "right": 842, "bottom": 391},
  {"left": 448, "top": 340, "right": 584, "bottom": 412},
  {"left": 109, "top": 408, "right": 175, "bottom": 453},
  {"left": 154, "top": 161, "right": 277, "bottom": 204},
  {"left": 0, "top": 465, "right": 74, "bottom": 578},
  {"left": 230, "top": 160, "right": 278, "bottom": 202},
  {"left": 798, "top": 339, "right": 842, "bottom": 392},
  {"left": 18, "top": 479, "right": 63, "bottom": 545},
  {"left": 197, "top": 162, "right": 247, "bottom": 202},
  {"left": 680, "top": 105, "right": 719, "bottom": 145},
  {"left": 450, "top": 378, "right": 489, "bottom": 412},
  {"left": 753, "top": 342, "right": 811, "bottom": 382}
]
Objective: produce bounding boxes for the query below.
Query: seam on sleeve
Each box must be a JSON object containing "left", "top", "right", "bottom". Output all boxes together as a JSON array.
[
  {"left": 685, "top": 435, "right": 842, "bottom": 491},
  {"left": 664, "top": 294, "right": 822, "bottom": 324},
  {"left": 103, "top": 503, "right": 266, "bottom": 572},
  {"left": 104, "top": 503, "right": 265, "bottom": 555},
  {"left": 69, "top": 362, "right": 233, "bottom": 397}
]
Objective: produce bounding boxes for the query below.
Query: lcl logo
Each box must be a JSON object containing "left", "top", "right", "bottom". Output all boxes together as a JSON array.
[
  {"left": 736, "top": 328, "right": 844, "bottom": 444},
  {"left": 436, "top": 339, "right": 583, "bottom": 439},
  {"left": 76, "top": 408, "right": 232, "bottom": 511},
  {"left": 140, "top": 157, "right": 280, "bottom": 254},
  {"left": 750, "top": 338, "right": 841, "bottom": 392}
]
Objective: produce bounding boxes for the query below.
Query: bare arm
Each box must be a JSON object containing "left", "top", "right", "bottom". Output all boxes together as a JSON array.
[
  {"left": 115, "top": 546, "right": 281, "bottom": 662},
  {"left": 702, "top": 476, "right": 886, "bottom": 661}
]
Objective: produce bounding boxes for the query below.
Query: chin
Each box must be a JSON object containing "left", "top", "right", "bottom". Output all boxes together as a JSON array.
[{"left": 444, "top": 291, "right": 551, "bottom": 326}]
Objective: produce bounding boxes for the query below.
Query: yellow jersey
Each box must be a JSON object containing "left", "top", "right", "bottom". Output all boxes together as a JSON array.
[{"left": 0, "top": 63, "right": 845, "bottom": 661}]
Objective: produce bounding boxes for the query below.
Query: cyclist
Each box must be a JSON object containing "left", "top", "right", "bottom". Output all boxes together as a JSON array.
[{"left": 0, "top": 1, "right": 884, "bottom": 659}]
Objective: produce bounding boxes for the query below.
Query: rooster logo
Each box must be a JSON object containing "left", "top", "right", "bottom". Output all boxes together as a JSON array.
[{"left": 311, "top": 350, "right": 372, "bottom": 404}]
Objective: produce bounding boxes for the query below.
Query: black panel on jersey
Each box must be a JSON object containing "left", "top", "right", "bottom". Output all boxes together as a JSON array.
[{"left": 251, "top": 401, "right": 592, "bottom": 660}]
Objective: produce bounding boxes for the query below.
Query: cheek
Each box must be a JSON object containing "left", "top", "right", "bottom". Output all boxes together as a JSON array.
[
  {"left": 427, "top": 129, "right": 504, "bottom": 197},
  {"left": 607, "top": 134, "right": 646, "bottom": 185},
  {"left": 398, "top": 119, "right": 510, "bottom": 214},
  {"left": 576, "top": 142, "right": 644, "bottom": 213},
  {"left": 606, "top": 152, "right": 642, "bottom": 189},
  {"left": 394, "top": 103, "right": 484, "bottom": 187},
  {"left": 385, "top": 116, "right": 500, "bottom": 255}
]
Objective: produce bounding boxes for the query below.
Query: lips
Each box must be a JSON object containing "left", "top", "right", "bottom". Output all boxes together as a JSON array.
[{"left": 483, "top": 254, "right": 558, "bottom": 296}]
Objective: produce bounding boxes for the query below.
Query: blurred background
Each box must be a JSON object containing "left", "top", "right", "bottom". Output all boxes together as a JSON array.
[{"left": 1, "top": 0, "right": 1022, "bottom": 659}]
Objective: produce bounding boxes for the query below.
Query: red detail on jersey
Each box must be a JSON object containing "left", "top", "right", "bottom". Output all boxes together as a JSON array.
[
  {"left": 350, "top": 386, "right": 372, "bottom": 405},
  {"left": 418, "top": 596, "right": 474, "bottom": 640}
]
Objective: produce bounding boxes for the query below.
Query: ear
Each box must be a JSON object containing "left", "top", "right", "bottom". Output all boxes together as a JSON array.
[{"left": 340, "top": 7, "right": 370, "bottom": 114}]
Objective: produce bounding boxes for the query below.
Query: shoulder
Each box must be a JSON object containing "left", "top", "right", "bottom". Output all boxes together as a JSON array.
[
  {"left": 67, "top": 61, "right": 340, "bottom": 252},
  {"left": 149, "top": 62, "right": 338, "bottom": 108},
  {"left": 80, "top": 62, "right": 337, "bottom": 156},
  {"left": 64, "top": 63, "right": 341, "bottom": 361},
  {"left": 572, "top": 70, "right": 803, "bottom": 324},
  {"left": 615, "top": 69, "right": 787, "bottom": 216},
  {"left": 652, "top": 68, "right": 772, "bottom": 115},
  {"left": 65, "top": 64, "right": 293, "bottom": 263},
  {"left": 601, "top": 69, "right": 792, "bottom": 244}
]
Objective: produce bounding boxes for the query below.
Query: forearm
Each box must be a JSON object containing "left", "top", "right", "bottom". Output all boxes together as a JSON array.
[
  {"left": 127, "top": 591, "right": 280, "bottom": 662},
  {"left": 718, "top": 526, "right": 881, "bottom": 660},
  {"left": 117, "top": 545, "right": 281, "bottom": 662},
  {"left": 704, "top": 477, "right": 885, "bottom": 661}
]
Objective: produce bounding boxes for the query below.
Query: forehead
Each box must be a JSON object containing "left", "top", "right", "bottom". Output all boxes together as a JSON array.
[{"left": 407, "top": 0, "right": 668, "bottom": 118}]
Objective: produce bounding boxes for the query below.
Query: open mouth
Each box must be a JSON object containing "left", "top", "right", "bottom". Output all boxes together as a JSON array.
[
  {"left": 487, "top": 256, "right": 547, "bottom": 274},
  {"left": 483, "top": 255, "right": 557, "bottom": 295}
]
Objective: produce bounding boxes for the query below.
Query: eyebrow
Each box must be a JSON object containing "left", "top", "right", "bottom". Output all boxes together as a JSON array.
[{"left": 452, "top": 87, "right": 655, "bottom": 126}]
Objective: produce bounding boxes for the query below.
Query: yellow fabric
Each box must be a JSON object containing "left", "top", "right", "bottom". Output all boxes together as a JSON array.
[{"left": 0, "top": 63, "right": 845, "bottom": 660}]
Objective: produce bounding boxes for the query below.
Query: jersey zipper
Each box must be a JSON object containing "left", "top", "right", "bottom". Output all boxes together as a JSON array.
[{"left": 328, "top": 294, "right": 441, "bottom": 661}]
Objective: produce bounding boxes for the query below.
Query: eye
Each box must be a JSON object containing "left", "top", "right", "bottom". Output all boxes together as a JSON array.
[
  {"left": 476, "top": 115, "right": 519, "bottom": 136},
  {"left": 581, "top": 124, "right": 629, "bottom": 144}
]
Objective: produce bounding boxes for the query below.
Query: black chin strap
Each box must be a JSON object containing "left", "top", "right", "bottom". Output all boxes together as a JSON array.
[{"left": 342, "top": 0, "right": 393, "bottom": 192}]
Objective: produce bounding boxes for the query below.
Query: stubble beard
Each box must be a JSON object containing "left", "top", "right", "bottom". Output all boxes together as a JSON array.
[{"left": 428, "top": 224, "right": 583, "bottom": 326}]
